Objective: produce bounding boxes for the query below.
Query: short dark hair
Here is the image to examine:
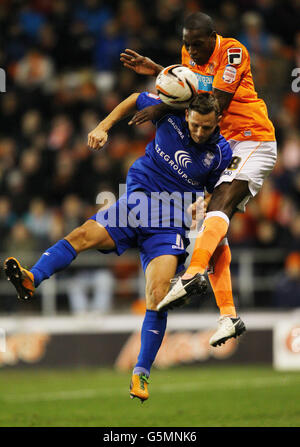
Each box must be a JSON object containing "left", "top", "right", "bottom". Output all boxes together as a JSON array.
[
  {"left": 184, "top": 12, "right": 215, "bottom": 35},
  {"left": 188, "top": 93, "right": 220, "bottom": 117}
]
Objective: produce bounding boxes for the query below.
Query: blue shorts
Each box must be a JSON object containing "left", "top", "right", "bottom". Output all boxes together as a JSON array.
[{"left": 89, "top": 193, "right": 190, "bottom": 273}]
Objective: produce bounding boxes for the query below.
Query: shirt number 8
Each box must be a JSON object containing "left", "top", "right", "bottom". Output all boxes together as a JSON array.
[{"left": 227, "top": 156, "right": 242, "bottom": 170}]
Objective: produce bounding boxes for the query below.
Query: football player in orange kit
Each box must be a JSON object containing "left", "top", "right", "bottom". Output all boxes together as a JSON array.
[{"left": 120, "top": 12, "right": 277, "bottom": 346}]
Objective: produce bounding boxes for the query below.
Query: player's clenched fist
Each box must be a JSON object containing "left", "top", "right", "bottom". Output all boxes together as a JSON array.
[{"left": 88, "top": 126, "right": 108, "bottom": 150}]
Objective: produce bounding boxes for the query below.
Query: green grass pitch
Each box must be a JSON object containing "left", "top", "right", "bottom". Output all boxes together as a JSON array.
[{"left": 0, "top": 365, "right": 299, "bottom": 427}]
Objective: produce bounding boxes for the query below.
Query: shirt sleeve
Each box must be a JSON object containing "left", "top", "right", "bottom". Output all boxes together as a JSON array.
[
  {"left": 205, "top": 141, "right": 233, "bottom": 193},
  {"left": 136, "top": 92, "right": 162, "bottom": 111},
  {"left": 213, "top": 44, "right": 249, "bottom": 94}
]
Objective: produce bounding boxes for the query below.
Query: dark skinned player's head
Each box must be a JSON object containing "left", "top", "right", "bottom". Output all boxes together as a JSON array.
[{"left": 183, "top": 12, "right": 217, "bottom": 66}]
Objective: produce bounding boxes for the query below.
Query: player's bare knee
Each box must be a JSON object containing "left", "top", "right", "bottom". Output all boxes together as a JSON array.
[
  {"left": 146, "top": 280, "right": 170, "bottom": 310},
  {"left": 65, "top": 226, "right": 91, "bottom": 253}
]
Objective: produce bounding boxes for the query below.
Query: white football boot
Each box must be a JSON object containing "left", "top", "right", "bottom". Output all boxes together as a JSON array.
[
  {"left": 209, "top": 315, "right": 246, "bottom": 347},
  {"left": 157, "top": 273, "right": 207, "bottom": 312}
]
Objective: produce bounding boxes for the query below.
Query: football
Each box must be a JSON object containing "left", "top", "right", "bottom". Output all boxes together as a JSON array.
[{"left": 155, "top": 65, "right": 198, "bottom": 108}]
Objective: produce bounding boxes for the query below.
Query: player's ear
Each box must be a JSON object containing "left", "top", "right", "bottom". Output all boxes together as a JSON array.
[
  {"left": 217, "top": 114, "right": 222, "bottom": 125},
  {"left": 185, "top": 109, "right": 189, "bottom": 122}
]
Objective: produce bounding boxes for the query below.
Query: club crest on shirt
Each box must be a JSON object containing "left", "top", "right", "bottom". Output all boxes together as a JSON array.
[{"left": 202, "top": 151, "right": 215, "bottom": 168}]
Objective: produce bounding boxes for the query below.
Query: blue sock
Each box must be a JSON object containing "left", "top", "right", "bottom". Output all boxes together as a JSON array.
[
  {"left": 134, "top": 309, "right": 168, "bottom": 377},
  {"left": 30, "top": 239, "right": 77, "bottom": 287}
]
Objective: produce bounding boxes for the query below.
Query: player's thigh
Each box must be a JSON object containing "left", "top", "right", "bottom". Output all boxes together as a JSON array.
[
  {"left": 211, "top": 140, "right": 277, "bottom": 216},
  {"left": 144, "top": 255, "right": 178, "bottom": 310},
  {"left": 65, "top": 219, "right": 116, "bottom": 253},
  {"left": 207, "top": 179, "right": 250, "bottom": 217}
]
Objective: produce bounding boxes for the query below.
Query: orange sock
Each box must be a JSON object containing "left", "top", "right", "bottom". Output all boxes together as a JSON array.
[
  {"left": 208, "top": 240, "right": 236, "bottom": 317},
  {"left": 186, "top": 212, "right": 229, "bottom": 276}
]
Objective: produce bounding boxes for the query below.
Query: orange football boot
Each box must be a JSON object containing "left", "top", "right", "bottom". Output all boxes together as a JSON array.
[
  {"left": 4, "top": 257, "right": 35, "bottom": 300},
  {"left": 130, "top": 373, "right": 149, "bottom": 402}
]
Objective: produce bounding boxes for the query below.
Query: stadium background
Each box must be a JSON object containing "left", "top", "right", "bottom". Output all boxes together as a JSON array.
[{"left": 0, "top": 0, "right": 300, "bottom": 428}]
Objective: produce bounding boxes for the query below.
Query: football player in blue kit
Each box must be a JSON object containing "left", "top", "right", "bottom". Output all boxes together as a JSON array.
[{"left": 4, "top": 91, "right": 232, "bottom": 402}]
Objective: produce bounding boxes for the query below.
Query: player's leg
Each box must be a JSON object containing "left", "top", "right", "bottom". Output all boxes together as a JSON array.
[
  {"left": 157, "top": 179, "right": 248, "bottom": 314},
  {"left": 159, "top": 141, "right": 276, "bottom": 344},
  {"left": 184, "top": 179, "right": 250, "bottom": 277},
  {"left": 159, "top": 140, "right": 277, "bottom": 303},
  {"left": 130, "top": 254, "right": 178, "bottom": 402},
  {"left": 4, "top": 220, "right": 115, "bottom": 300},
  {"left": 207, "top": 237, "right": 246, "bottom": 346},
  {"left": 208, "top": 238, "right": 236, "bottom": 317},
  {"left": 183, "top": 139, "right": 277, "bottom": 279}
]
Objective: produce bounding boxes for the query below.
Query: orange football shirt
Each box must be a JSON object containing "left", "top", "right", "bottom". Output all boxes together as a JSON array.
[{"left": 182, "top": 34, "right": 275, "bottom": 141}]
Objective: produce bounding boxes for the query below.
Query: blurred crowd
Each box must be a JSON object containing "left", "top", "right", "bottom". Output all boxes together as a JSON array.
[{"left": 0, "top": 0, "right": 300, "bottom": 311}]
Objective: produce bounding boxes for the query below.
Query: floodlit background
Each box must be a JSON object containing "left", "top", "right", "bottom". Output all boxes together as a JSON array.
[{"left": 0, "top": 0, "right": 300, "bottom": 428}]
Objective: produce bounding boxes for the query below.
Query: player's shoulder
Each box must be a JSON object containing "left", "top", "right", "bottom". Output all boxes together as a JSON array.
[
  {"left": 162, "top": 112, "right": 186, "bottom": 134},
  {"left": 220, "top": 35, "right": 248, "bottom": 53},
  {"left": 216, "top": 132, "right": 232, "bottom": 159},
  {"left": 137, "top": 91, "right": 161, "bottom": 104},
  {"left": 218, "top": 35, "right": 249, "bottom": 65}
]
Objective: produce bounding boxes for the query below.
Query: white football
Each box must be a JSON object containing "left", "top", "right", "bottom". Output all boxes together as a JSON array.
[{"left": 155, "top": 65, "right": 198, "bottom": 108}]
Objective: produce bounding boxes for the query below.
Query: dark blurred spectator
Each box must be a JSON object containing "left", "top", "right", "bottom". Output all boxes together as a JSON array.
[
  {"left": 20, "top": 110, "right": 43, "bottom": 147},
  {"left": 67, "top": 268, "right": 114, "bottom": 315},
  {"left": 3, "top": 221, "right": 38, "bottom": 267},
  {"left": 0, "top": 92, "right": 21, "bottom": 136},
  {"left": 74, "top": 0, "right": 112, "bottom": 35},
  {"left": 286, "top": 213, "right": 300, "bottom": 252},
  {"left": 0, "top": 196, "right": 17, "bottom": 249},
  {"left": 0, "top": 138, "right": 17, "bottom": 178},
  {"left": 239, "top": 11, "right": 273, "bottom": 57},
  {"left": 50, "top": 151, "right": 79, "bottom": 205},
  {"left": 47, "top": 114, "right": 74, "bottom": 151},
  {"left": 24, "top": 198, "right": 53, "bottom": 249},
  {"left": 19, "top": 149, "right": 47, "bottom": 198},
  {"left": 255, "top": 216, "right": 283, "bottom": 248},
  {"left": 228, "top": 213, "right": 256, "bottom": 247},
  {"left": 5, "top": 169, "right": 30, "bottom": 216},
  {"left": 94, "top": 19, "right": 128, "bottom": 71},
  {"left": 18, "top": 4, "right": 46, "bottom": 40},
  {"left": 14, "top": 48, "right": 54, "bottom": 90},
  {"left": 273, "top": 252, "right": 300, "bottom": 308},
  {"left": 61, "top": 194, "right": 85, "bottom": 234},
  {"left": 218, "top": 1, "right": 241, "bottom": 37}
]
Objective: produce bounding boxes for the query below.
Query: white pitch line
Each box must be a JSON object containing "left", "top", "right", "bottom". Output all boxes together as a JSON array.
[{"left": 2, "top": 375, "right": 300, "bottom": 403}]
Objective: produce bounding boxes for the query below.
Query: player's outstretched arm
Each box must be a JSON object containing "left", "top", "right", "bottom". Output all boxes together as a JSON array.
[
  {"left": 87, "top": 93, "right": 139, "bottom": 150},
  {"left": 120, "top": 49, "right": 164, "bottom": 76},
  {"left": 129, "top": 102, "right": 172, "bottom": 126},
  {"left": 212, "top": 88, "right": 234, "bottom": 113}
]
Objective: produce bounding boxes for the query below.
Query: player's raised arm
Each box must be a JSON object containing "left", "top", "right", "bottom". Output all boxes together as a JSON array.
[
  {"left": 129, "top": 102, "right": 172, "bottom": 126},
  {"left": 212, "top": 89, "right": 234, "bottom": 114},
  {"left": 120, "top": 49, "right": 164, "bottom": 76},
  {"left": 87, "top": 93, "right": 139, "bottom": 150}
]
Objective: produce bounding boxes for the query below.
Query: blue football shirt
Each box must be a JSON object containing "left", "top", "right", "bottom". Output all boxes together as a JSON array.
[{"left": 126, "top": 92, "right": 233, "bottom": 197}]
